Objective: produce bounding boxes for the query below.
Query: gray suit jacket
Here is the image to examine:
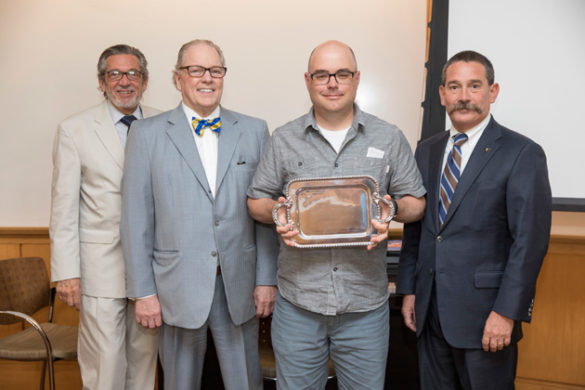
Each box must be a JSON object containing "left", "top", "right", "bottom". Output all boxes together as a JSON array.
[
  {"left": 50, "top": 101, "right": 160, "bottom": 298},
  {"left": 397, "top": 116, "right": 552, "bottom": 349},
  {"left": 121, "top": 104, "right": 278, "bottom": 328}
]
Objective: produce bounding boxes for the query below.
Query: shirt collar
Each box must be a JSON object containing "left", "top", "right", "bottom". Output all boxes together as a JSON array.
[
  {"left": 304, "top": 103, "right": 366, "bottom": 133},
  {"left": 449, "top": 113, "right": 491, "bottom": 140},
  {"left": 182, "top": 102, "right": 221, "bottom": 122},
  {"left": 107, "top": 100, "right": 143, "bottom": 125}
]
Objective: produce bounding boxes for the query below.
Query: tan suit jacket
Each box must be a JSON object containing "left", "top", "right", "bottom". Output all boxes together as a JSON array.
[{"left": 50, "top": 101, "right": 160, "bottom": 298}]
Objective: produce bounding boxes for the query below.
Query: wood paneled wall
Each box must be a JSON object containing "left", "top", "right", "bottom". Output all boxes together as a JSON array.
[{"left": 1, "top": 227, "right": 584, "bottom": 389}]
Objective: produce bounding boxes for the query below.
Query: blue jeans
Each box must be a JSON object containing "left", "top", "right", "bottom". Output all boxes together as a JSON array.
[{"left": 271, "top": 294, "right": 389, "bottom": 390}]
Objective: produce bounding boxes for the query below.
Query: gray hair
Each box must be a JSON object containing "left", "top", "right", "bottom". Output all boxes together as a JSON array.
[
  {"left": 441, "top": 50, "right": 495, "bottom": 86},
  {"left": 172, "top": 39, "right": 226, "bottom": 88},
  {"left": 97, "top": 44, "right": 148, "bottom": 97}
]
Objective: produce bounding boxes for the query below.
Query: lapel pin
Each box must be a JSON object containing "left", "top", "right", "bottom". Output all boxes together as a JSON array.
[{"left": 484, "top": 147, "right": 491, "bottom": 152}]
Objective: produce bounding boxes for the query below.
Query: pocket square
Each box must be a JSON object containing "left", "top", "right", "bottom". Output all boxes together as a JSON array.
[{"left": 366, "top": 147, "right": 385, "bottom": 159}]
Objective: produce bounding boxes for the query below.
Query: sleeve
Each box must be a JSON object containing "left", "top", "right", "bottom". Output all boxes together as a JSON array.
[
  {"left": 247, "top": 131, "right": 284, "bottom": 200},
  {"left": 396, "top": 146, "right": 424, "bottom": 295},
  {"left": 492, "top": 141, "right": 552, "bottom": 322},
  {"left": 49, "top": 124, "right": 81, "bottom": 282},
  {"left": 120, "top": 121, "right": 157, "bottom": 298},
  {"left": 253, "top": 122, "right": 279, "bottom": 285},
  {"left": 387, "top": 129, "right": 426, "bottom": 199}
]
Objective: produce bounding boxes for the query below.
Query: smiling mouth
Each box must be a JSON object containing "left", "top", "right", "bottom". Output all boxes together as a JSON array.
[{"left": 198, "top": 88, "right": 214, "bottom": 93}]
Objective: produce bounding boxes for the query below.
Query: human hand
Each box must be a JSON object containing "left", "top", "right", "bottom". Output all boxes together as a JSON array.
[
  {"left": 135, "top": 295, "right": 162, "bottom": 329},
  {"left": 254, "top": 285, "right": 278, "bottom": 318},
  {"left": 56, "top": 278, "right": 82, "bottom": 311}
]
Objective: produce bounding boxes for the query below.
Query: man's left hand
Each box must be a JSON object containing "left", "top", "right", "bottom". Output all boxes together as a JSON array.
[
  {"left": 254, "top": 285, "right": 278, "bottom": 318},
  {"left": 367, "top": 195, "right": 392, "bottom": 250},
  {"left": 482, "top": 310, "right": 514, "bottom": 352}
]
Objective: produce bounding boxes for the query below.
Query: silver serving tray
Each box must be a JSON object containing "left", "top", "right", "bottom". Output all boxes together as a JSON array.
[{"left": 272, "top": 175, "right": 394, "bottom": 248}]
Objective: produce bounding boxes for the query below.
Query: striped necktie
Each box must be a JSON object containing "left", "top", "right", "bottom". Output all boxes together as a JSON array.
[
  {"left": 439, "top": 133, "right": 468, "bottom": 225},
  {"left": 192, "top": 117, "right": 221, "bottom": 136}
]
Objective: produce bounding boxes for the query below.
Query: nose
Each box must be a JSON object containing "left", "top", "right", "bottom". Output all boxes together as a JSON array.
[
  {"left": 118, "top": 73, "right": 131, "bottom": 86},
  {"left": 326, "top": 74, "right": 339, "bottom": 87},
  {"left": 201, "top": 69, "right": 213, "bottom": 82},
  {"left": 459, "top": 87, "right": 471, "bottom": 101}
]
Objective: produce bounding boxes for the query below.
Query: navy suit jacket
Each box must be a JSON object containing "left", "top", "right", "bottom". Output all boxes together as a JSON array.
[{"left": 397, "top": 116, "right": 552, "bottom": 349}]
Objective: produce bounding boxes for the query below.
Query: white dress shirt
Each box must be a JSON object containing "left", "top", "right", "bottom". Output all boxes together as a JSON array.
[
  {"left": 441, "top": 113, "right": 492, "bottom": 176},
  {"left": 107, "top": 101, "right": 143, "bottom": 148},
  {"left": 182, "top": 103, "right": 220, "bottom": 197}
]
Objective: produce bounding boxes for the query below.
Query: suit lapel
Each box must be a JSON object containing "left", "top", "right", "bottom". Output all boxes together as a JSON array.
[
  {"left": 93, "top": 102, "right": 124, "bottom": 169},
  {"left": 215, "top": 108, "right": 241, "bottom": 194},
  {"left": 441, "top": 117, "right": 502, "bottom": 227},
  {"left": 427, "top": 132, "right": 450, "bottom": 233},
  {"left": 165, "top": 105, "right": 214, "bottom": 201}
]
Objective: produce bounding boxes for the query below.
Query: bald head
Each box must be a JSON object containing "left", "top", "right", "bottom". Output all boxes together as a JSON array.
[{"left": 308, "top": 40, "right": 358, "bottom": 72}]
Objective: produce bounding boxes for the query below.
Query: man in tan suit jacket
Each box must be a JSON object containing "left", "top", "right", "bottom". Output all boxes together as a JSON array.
[{"left": 50, "top": 44, "right": 159, "bottom": 390}]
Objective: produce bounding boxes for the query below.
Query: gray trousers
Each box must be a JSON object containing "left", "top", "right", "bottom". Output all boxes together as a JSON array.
[
  {"left": 272, "top": 294, "right": 389, "bottom": 390},
  {"left": 159, "top": 275, "right": 262, "bottom": 390}
]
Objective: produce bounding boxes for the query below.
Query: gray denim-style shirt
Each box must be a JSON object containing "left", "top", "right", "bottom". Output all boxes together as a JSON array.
[{"left": 248, "top": 105, "right": 426, "bottom": 315}]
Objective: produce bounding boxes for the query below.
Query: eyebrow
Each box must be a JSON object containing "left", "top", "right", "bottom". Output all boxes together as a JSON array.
[{"left": 311, "top": 67, "right": 354, "bottom": 73}]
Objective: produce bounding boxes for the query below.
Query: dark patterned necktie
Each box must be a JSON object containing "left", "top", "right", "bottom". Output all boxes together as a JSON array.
[
  {"left": 120, "top": 115, "right": 137, "bottom": 134},
  {"left": 439, "top": 133, "right": 468, "bottom": 225}
]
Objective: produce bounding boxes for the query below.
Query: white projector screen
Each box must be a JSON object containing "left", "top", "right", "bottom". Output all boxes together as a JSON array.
[{"left": 448, "top": 0, "right": 585, "bottom": 204}]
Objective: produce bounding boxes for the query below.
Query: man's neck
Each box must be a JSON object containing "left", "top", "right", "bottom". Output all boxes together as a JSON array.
[{"left": 313, "top": 106, "right": 354, "bottom": 130}]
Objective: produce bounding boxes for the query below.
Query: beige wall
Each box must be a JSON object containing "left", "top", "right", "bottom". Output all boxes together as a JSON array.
[{"left": 0, "top": 0, "right": 428, "bottom": 226}]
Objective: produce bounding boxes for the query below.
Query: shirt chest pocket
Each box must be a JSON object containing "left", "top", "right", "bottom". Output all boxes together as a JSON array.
[{"left": 283, "top": 158, "right": 329, "bottom": 182}]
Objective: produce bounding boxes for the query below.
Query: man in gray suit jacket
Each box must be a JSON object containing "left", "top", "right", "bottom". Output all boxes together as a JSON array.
[
  {"left": 50, "top": 44, "right": 159, "bottom": 390},
  {"left": 121, "top": 39, "right": 278, "bottom": 390},
  {"left": 397, "top": 50, "right": 552, "bottom": 389}
]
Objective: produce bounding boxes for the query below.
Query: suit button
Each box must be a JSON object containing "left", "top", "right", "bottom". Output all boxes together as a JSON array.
[
  {"left": 333, "top": 267, "right": 338, "bottom": 272},
  {"left": 215, "top": 220, "right": 220, "bottom": 226},
  {"left": 211, "top": 251, "right": 217, "bottom": 257},
  {"left": 429, "top": 269, "right": 433, "bottom": 275},
  {"left": 436, "top": 235, "right": 443, "bottom": 242}
]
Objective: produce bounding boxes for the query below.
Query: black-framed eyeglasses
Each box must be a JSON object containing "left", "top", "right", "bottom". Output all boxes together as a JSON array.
[
  {"left": 179, "top": 65, "right": 227, "bottom": 78},
  {"left": 309, "top": 69, "right": 356, "bottom": 85},
  {"left": 106, "top": 69, "right": 143, "bottom": 81}
]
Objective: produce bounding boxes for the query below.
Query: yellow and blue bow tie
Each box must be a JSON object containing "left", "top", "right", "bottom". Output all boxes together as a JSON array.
[{"left": 192, "top": 117, "right": 221, "bottom": 136}]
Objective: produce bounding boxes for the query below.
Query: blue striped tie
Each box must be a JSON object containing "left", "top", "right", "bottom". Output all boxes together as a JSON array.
[{"left": 439, "top": 133, "right": 468, "bottom": 225}]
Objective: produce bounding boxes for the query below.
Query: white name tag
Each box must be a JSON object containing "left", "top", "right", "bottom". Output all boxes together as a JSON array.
[{"left": 366, "top": 147, "right": 385, "bottom": 159}]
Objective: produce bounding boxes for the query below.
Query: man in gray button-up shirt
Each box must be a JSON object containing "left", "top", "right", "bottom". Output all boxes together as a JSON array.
[{"left": 247, "top": 40, "right": 426, "bottom": 389}]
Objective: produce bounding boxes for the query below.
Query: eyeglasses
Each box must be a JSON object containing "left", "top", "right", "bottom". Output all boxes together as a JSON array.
[
  {"left": 106, "top": 69, "right": 143, "bottom": 81},
  {"left": 309, "top": 69, "right": 356, "bottom": 85},
  {"left": 179, "top": 65, "right": 227, "bottom": 78}
]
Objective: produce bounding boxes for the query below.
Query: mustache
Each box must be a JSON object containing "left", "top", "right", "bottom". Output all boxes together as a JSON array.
[{"left": 449, "top": 102, "right": 482, "bottom": 114}]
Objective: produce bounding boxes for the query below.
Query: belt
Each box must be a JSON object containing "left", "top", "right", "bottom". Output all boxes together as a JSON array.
[{"left": 216, "top": 265, "right": 221, "bottom": 275}]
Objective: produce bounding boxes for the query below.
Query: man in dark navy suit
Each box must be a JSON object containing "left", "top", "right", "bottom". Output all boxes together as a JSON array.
[{"left": 397, "top": 50, "right": 552, "bottom": 390}]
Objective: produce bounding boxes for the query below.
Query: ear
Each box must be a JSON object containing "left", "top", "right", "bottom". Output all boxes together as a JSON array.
[
  {"left": 98, "top": 78, "right": 106, "bottom": 93},
  {"left": 489, "top": 82, "right": 500, "bottom": 103},
  {"left": 174, "top": 72, "right": 182, "bottom": 92},
  {"left": 304, "top": 72, "right": 311, "bottom": 90},
  {"left": 439, "top": 85, "right": 446, "bottom": 107},
  {"left": 354, "top": 70, "right": 361, "bottom": 85}
]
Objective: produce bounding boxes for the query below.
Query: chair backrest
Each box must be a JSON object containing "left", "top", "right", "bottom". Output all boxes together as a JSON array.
[{"left": 0, "top": 257, "right": 50, "bottom": 325}]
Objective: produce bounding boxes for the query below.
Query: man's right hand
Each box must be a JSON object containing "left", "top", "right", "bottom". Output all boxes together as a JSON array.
[
  {"left": 135, "top": 295, "right": 162, "bottom": 329},
  {"left": 275, "top": 196, "right": 299, "bottom": 247},
  {"left": 402, "top": 294, "right": 417, "bottom": 332},
  {"left": 56, "top": 278, "right": 82, "bottom": 311}
]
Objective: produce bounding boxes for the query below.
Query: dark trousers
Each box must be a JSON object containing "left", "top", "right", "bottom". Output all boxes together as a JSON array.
[{"left": 418, "top": 284, "right": 518, "bottom": 390}]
